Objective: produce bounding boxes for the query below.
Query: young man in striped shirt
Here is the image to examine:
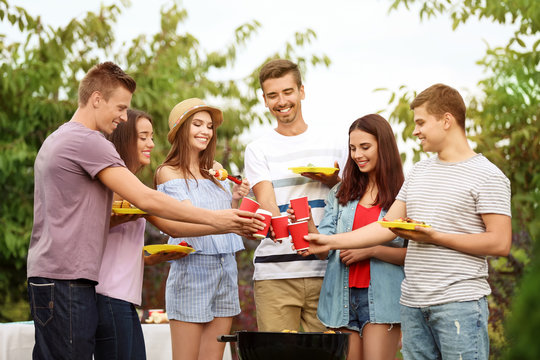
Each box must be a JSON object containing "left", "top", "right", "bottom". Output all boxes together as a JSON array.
[{"left": 305, "top": 83, "right": 511, "bottom": 359}]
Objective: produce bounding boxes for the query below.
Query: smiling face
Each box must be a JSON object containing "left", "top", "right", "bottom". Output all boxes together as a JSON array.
[
  {"left": 262, "top": 73, "right": 305, "bottom": 126},
  {"left": 188, "top": 110, "right": 214, "bottom": 153},
  {"left": 135, "top": 117, "right": 154, "bottom": 168},
  {"left": 349, "top": 129, "right": 378, "bottom": 174},
  {"left": 412, "top": 104, "right": 446, "bottom": 153},
  {"left": 94, "top": 86, "right": 132, "bottom": 135}
]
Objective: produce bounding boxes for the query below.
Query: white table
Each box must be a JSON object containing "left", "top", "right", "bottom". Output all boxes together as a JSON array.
[{"left": 0, "top": 322, "right": 232, "bottom": 360}]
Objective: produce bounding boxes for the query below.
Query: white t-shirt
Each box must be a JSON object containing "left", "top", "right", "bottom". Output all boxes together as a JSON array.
[
  {"left": 244, "top": 125, "right": 348, "bottom": 280},
  {"left": 396, "top": 154, "right": 511, "bottom": 306}
]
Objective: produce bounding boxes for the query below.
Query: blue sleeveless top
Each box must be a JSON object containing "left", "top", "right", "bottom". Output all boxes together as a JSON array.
[{"left": 157, "top": 178, "right": 244, "bottom": 254}]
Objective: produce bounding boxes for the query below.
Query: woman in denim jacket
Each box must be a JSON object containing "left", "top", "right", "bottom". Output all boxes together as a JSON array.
[{"left": 301, "top": 114, "right": 406, "bottom": 360}]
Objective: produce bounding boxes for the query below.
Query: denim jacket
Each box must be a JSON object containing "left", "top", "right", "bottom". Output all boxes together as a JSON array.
[{"left": 317, "top": 184, "right": 405, "bottom": 327}]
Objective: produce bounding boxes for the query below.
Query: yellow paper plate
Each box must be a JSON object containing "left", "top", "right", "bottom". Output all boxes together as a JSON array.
[
  {"left": 143, "top": 244, "right": 195, "bottom": 255},
  {"left": 377, "top": 220, "right": 431, "bottom": 230},
  {"left": 289, "top": 167, "right": 339, "bottom": 176},
  {"left": 112, "top": 207, "right": 147, "bottom": 215}
]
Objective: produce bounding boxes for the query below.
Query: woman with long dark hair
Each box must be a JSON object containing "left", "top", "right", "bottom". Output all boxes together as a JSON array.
[
  {"left": 94, "top": 109, "right": 187, "bottom": 360},
  {"left": 300, "top": 114, "right": 406, "bottom": 360}
]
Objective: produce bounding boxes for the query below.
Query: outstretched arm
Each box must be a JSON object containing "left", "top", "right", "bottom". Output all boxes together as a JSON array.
[
  {"left": 98, "top": 166, "right": 264, "bottom": 233},
  {"left": 145, "top": 215, "right": 260, "bottom": 240},
  {"left": 305, "top": 200, "right": 407, "bottom": 255}
]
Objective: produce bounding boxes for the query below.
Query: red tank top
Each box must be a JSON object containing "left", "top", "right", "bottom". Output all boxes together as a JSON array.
[{"left": 348, "top": 204, "right": 381, "bottom": 288}]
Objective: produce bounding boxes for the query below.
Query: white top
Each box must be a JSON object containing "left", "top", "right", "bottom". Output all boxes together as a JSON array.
[
  {"left": 244, "top": 125, "right": 348, "bottom": 280},
  {"left": 396, "top": 154, "right": 511, "bottom": 306}
]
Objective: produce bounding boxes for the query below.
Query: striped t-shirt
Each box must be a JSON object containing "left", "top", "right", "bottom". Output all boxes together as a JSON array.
[
  {"left": 244, "top": 126, "right": 348, "bottom": 280},
  {"left": 396, "top": 154, "right": 511, "bottom": 307}
]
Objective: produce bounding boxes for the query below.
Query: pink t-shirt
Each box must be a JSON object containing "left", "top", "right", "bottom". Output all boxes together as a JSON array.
[
  {"left": 96, "top": 218, "right": 145, "bottom": 305},
  {"left": 27, "top": 121, "right": 125, "bottom": 282}
]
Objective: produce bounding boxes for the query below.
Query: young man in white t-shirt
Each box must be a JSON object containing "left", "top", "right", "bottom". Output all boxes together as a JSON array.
[
  {"left": 305, "top": 83, "right": 511, "bottom": 359},
  {"left": 244, "top": 59, "right": 347, "bottom": 332}
]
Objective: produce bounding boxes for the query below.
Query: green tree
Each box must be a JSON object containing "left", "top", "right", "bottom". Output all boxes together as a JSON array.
[
  {"left": 382, "top": 0, "right": 539, "bottom": 357},
  {"left": 0, "top": 0, "right": 330, "bottom": 322},
  {"left": 502, "top": 241, "right": 540, "bottom": 360}
]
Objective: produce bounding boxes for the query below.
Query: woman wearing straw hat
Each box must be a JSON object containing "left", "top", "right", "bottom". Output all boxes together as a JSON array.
[{"left": 154, "top": 98, "right": 251, "bottom": 360}]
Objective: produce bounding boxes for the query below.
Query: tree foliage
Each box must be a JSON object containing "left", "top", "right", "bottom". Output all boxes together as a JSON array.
[
  {"left": 383, "top": 0, "right": 539, "bottom": 357},
  {"left": 0, "top": 0, "right": 330, "bottom": 322}
]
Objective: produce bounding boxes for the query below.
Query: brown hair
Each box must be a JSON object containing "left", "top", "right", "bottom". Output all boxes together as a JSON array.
[
  {"left": 259, "top": 59, "right": 302, "bottom": 90},
  {"left": 78, "top": 62, "right": 136, "bottom": 106},
  {"left": 155, "top": 111, "right": 223, "bottom": 190},
  {"left": 410, "top": 83, "right": 466, "bottom": 129},
  {"left": 336, "top": 114, "right": 404, "bottom": 210},
  {"left": 107, "top": 109, "right": 152, "bottom": 174}
]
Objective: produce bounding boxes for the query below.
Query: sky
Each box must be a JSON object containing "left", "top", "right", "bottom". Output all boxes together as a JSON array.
[{"left": 8, "top": 0, "right": 514, "bottom": 170}]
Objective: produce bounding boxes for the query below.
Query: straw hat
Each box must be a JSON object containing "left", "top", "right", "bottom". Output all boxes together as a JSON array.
[{"left": 167, "top": 98, "right": 224, "bottom": 144}]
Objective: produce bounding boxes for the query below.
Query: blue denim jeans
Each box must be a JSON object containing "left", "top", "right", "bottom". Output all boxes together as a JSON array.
[
  {"left": 27, "top": 277, "right": 98, "bottom": 360},
  {"left": 94, "top": 294, "right": 146, "bottom": 360},
  {"left": 400, "top": 297, "right": 489, "bottom": 360}
]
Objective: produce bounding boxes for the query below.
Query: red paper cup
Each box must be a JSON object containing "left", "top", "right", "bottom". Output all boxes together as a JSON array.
[
  {"left": 253, "top": 209, "right": 272, "bottom": 239},
  {"left": 271, "top": 215, "right": 290, "bottom": 240},
  {"left": 290, "top": 196, "right": 309, "bottom": 221},
  {"left": 239, "top": 197, "right": 260, "bottom": 214},
  {"left": 288, "top": 220, "right": 309, "bottom": 251},
  {"left": 148, "top": 309, "right": 164, "bottom": 317}
]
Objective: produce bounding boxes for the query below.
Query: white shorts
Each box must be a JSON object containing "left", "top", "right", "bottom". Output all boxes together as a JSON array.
[{"left": 165, "top": 253, "right": 240, "bottom": 322}]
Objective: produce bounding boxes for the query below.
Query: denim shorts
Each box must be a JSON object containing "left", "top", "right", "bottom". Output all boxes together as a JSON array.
[
  {"left": 166, "top": 253, "right": 240, "bottom": 322},
  {"left": 400, "top": 297, "right": 489, "bottom": 360},
  {"left": 347, "top": 287, "right": 370, "bottom": 336}
]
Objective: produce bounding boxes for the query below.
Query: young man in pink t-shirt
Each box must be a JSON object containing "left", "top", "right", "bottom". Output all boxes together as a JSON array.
[{"left": 27, "top": 62, "right": 263, "bottom": 359}]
